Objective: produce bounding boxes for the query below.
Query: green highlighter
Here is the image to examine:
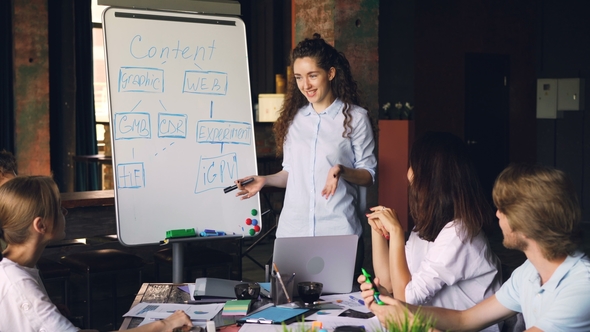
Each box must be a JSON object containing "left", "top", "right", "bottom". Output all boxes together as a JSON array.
[{"left": 361, "top": 268, "right": 385, "bottom": 305}]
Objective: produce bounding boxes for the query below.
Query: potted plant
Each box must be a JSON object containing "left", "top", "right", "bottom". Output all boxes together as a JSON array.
[
  {"left": 380, "top": 102, "right": 414, "bottom": 120},
  {"left": 377, "top": 102, "right": 415, "bottom": 232}
]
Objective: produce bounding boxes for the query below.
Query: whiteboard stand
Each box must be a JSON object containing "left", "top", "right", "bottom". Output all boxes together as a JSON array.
[
  {"left": 172, "top": 242, "right": 184, "bottom": 284},
  {"left": 164, "top": 235, "right": 243, "bottom": 283},
  {"left": 103, "top": 8, "right": 262, "bottom": 246}
]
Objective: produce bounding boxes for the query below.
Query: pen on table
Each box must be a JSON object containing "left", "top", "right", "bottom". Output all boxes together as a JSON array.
[
  {"left": 312, "top": 300, "right": 333, "bottom": 305},
  {"left": 273, "top": 263, "right": 292, "bottom": 303},
  {"left": 286, "top": 272, "right": 295, "bottom": 284},
  {"left": 349, "top": 295, "right": 365, "bottom": 305},
  {"left": 223, "top": 178, "right": 254, "bottom": 194}
]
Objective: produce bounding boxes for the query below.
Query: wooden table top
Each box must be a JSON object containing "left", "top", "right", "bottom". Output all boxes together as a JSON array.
[
  {"left": 119, "top": 283, "right": 192, "bottom": 330},
  {"left": 119, "top": 283, "right": 268, "bottom": 331}
]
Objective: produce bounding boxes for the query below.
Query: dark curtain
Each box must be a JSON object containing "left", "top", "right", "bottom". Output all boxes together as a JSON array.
[
  {"left": 0, "top": 1, "right": 14, "bottom": 152},
  {"left": 74, "top": 0, "right": 99, "bottom": 191}
]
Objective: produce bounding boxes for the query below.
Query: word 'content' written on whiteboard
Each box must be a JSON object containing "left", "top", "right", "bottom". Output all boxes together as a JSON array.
[{"left": 103, "top": 8, "right": 260, "bottom": 245}]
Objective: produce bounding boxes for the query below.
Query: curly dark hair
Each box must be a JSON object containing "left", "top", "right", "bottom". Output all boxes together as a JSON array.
[{"left": 273, "top": 34, "right": 365, "bottom": 156}]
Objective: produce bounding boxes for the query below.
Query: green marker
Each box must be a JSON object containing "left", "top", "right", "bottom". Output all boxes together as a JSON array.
[
  {"left": 361, "top": 268, "right": 385, "bottom": 305},
  {"left": 165, "top": 228, "right": 197, "bottom": 239}
]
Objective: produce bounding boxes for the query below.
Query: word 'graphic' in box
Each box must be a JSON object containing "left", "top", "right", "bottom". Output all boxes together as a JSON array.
[
  {"left": 117, "top": 162, "right": 145, "bottom": 189},
  {"left": 183, "top": 71, "right": 228, "bottom": 95},
  {"left": 114, "top": 112, "right": 152, "bottom": 140},
  {"left": 195, "top": 153, "right": 238, "bottom": 194},
  {"left": 196, "top": 120, "right": 251, "bottom": 145},
  {"left": 118, "top": 67, "right": 164, "bottom": 93}
]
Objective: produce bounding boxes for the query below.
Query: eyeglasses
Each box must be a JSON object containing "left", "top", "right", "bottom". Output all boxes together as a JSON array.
[{"left": 61, "top": 206, "right": 68, "bottom": 216}]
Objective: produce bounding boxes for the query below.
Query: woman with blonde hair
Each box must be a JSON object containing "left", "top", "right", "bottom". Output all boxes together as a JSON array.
[{"left": 0, "top": 176, "right": 192, "bottom": 332}]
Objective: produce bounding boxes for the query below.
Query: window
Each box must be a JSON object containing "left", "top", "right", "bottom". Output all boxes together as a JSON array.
[
  {"left": 91, "top": 0, "right": 109, "bottom": 152},
  {"left": 91, "top": 1, "right": 113, "bottom": 189}
]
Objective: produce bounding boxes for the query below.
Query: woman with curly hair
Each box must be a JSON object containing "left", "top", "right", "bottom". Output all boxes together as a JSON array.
[{"left": 235, "top": 34, "right": 376, "bottom": 244}]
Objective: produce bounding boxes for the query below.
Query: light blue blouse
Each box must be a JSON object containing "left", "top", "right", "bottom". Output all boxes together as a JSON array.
[
  {"left": 496, "top": 251, "right": 590, "bottom": 331},
  {"left": 276, "top": 98, "right": 376, "bottom": 237}
]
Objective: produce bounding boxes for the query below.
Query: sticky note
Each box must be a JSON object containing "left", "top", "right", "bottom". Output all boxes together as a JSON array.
[{"left": 221, "top": 299, "right": 251, "bottom": 316}]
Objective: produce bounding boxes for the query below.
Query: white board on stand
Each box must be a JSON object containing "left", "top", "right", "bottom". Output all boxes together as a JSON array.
[{"left": 102, "top": 7, "right": 261, "bottom": 246}]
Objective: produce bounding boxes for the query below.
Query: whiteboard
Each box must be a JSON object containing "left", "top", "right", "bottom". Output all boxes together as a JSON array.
[{"left": 102, "top": 7, "right": 261, "bottom": 246}]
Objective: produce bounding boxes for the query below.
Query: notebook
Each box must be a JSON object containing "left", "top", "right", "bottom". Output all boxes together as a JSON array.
[
  {"left": 237, "top": 306, "right": 309, "bottom": 325},
  {"left": 193, "top": 277, "right": 242, "bottom": 299},
  {"left": 272, "top": 234, "right": 358, "bottom": 295}
]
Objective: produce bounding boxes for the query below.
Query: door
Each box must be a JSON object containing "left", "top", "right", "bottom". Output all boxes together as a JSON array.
[{"left": 465, "top": 53, "right": 510, "bottom": 204}]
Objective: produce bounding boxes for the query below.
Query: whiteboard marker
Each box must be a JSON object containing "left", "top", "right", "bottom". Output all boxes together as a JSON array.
[{"left": 223, "top": 178, "right": 254, "bottom": 194}]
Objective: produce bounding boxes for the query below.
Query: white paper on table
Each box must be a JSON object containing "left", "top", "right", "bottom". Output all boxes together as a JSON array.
[
  {"left": 238, "top": 322, "right": 315, "bottom": 332},
  {"left": 237, "top": 315, "right": 382, "bottom": 332},
  {"left": 123, "top": 302, "right": 224, "bottom": 320},
  {"left": 137, "top": 311, "right": 210, "bottom": 328},
  {"left": 305, "top": 308, "right": 348, "bottom": 319},
  {"left": 314, "top": 315, "right": 382, "bottom": 332},
  {"left": 188, "top": 283, "right": 196, "bottom": 297},
  {"left": 316, "top": 291, "right": 372, "bottom": 313}
]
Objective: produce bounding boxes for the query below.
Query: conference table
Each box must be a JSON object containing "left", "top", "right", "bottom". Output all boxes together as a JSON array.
[
  {"left": 119, "top": 283, "right": 252, "bottom": 331},
  {"left": 119, "top": 282, "right": 379, "bottom": 331}
]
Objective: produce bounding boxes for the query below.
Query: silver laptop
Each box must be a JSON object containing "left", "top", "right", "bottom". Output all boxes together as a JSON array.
[{"left": 272, "top": 234, "right": 358, "bottom": 295}]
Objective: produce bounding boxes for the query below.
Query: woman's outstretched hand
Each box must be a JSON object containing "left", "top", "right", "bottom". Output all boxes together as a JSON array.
[
  {"left": 235, "top": 176, "right": 265, "bottom": 200},
  {"left": 321, "top": 164, "right": 343, "bottom": 199}
]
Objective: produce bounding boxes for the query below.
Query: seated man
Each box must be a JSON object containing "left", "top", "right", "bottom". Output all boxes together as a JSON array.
[{"left": 359, "top": 163, "right": 590, "bottom": 331}]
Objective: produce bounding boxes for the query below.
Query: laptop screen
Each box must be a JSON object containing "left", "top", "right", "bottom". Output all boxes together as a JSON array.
[{"left": 272, "top": 234, "right": 358, "bottom": 295}]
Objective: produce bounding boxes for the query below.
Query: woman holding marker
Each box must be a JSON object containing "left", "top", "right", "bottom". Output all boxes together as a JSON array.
[
  {"left": 363, "top": 132, "right": 501, "bottom": 331},
  {"left": 235, "top": 35, "right": 376, "bottom": 244},
  {"left": 0, "top": 176, "right": 193, "bottom": 332}
]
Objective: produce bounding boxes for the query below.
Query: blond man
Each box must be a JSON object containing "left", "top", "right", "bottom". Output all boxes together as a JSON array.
[{"left": 360, "top": 163, "right": 590, "bottom": 331}]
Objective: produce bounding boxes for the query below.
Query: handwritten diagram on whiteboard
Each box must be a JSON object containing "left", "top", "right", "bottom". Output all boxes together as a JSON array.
[{"left": 103, "top": 8, "right": 261, "bottom": 246}]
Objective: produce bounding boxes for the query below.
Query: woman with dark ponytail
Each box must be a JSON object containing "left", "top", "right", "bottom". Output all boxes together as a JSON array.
[{"left": 235, "top": 34, "right": 376, "bottom": 243}]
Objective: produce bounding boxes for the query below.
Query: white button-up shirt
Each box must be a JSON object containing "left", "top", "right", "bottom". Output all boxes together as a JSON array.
[
  {"left": 0, "top": 258, "right": 78, "bottom": 332},
  {"left": 405, "top": 220, "right": 502, "bottom": 331},
  {"left": 276, "top": 98, "right": 376, "bottom": 237}
]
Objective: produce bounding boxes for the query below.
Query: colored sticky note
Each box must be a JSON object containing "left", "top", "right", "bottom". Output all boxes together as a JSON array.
[{"left": 222, "top": 299, "right": 251, "bottom": 316}]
